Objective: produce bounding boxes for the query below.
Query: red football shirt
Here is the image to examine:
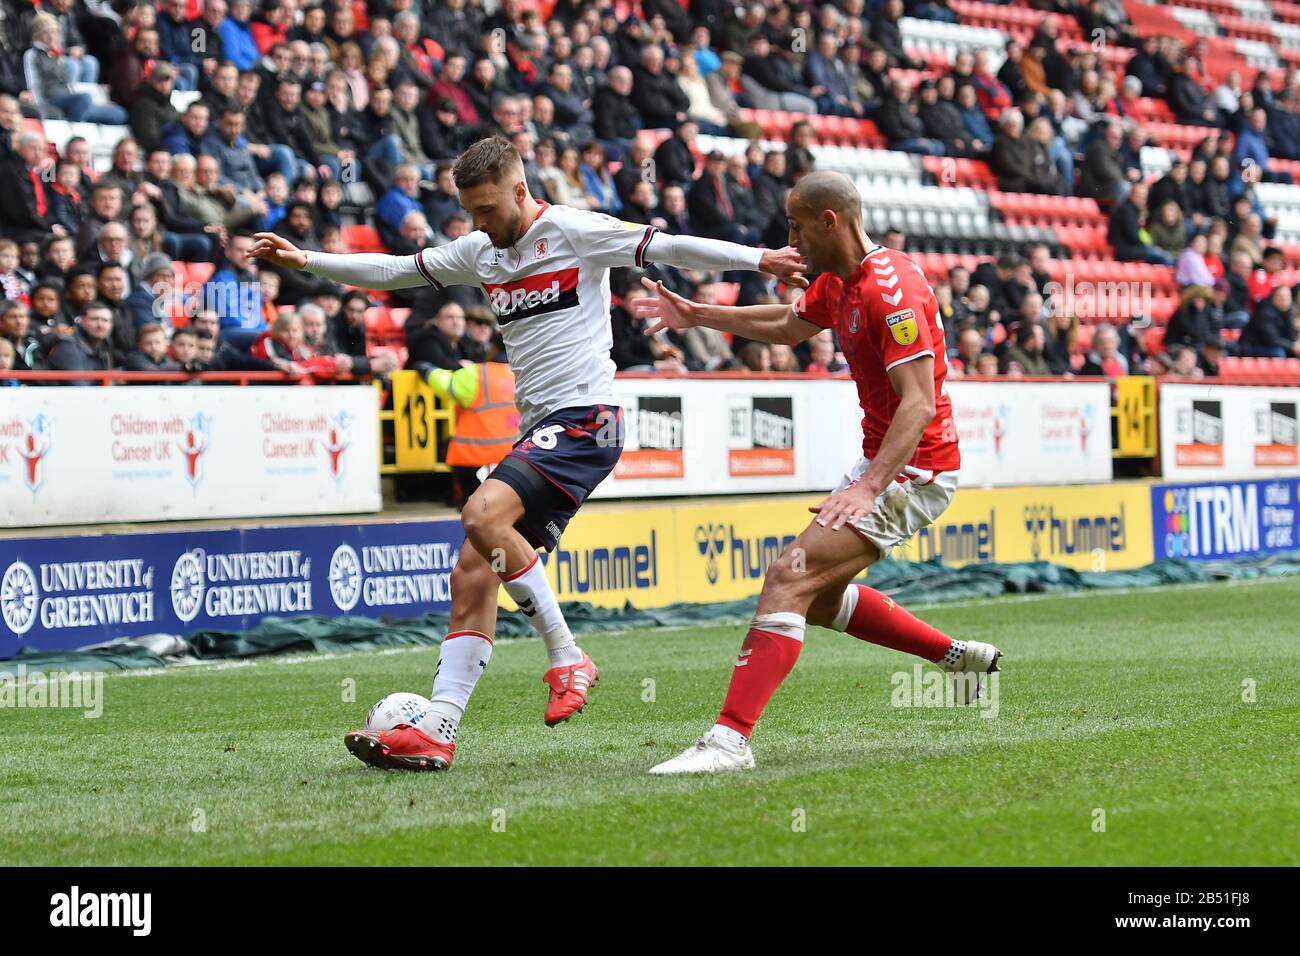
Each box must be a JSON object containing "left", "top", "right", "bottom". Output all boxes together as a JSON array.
[{"left": 793, "top": 245, "right": 960, "bottom": 474}]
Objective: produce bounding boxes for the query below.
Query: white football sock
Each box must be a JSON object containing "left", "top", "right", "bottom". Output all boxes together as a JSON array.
[
  {"left": 751, "top": 611, "right": 807, "bottom": 642},
  {"left": 709, "top": 723, "right": 749, "bottom": 753},
  {"left": 830, "top": 585, "right": 858, "bottom": 632},
  {"left": 941, "top": 640, "right": 968, "bottom": 669},
  {"left": 501, "top": 555, "right": 583, "bottom": 667},
  {"left": 428, "top": 630, "right": 494, "bottom": 744}
]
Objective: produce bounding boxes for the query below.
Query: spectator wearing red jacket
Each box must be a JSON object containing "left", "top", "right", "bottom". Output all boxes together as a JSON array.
[
  {"left": 251, "top": 312, "right": 351, "bottom": 383},
  {"left": 251, "top": 0, "right": 292, "bottom": 54},
  {"left": 427, "top": 53, "right": 479, "bottom": 126},
  {"left": 1248, "top": 246, "right": 1286, "bottom": 304},
  {"left": 972, "top": 49, "right": 1013, "bottom": 118}
]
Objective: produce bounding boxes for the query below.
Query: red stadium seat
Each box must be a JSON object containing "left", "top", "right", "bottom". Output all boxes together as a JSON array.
[
  {"left": 1144, "top": 326, "right": 1165, "bottom": 356},
  {"left": 342, "top": 224, "right": 386, "bottom": 254},
  {"left": 182, "top": 261, "right": 216, "bottom": 286}
]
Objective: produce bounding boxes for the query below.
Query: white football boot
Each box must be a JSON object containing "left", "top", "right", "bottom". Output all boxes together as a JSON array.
[
  {"left": 648, "top": 732, "right": 756, "bottom": 775},
  {"left": 941, "top": 640, "right": 1002, "bottom": 705}
]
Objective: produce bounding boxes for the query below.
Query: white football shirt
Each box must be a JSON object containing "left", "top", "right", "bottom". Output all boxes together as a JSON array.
[{"left": 413, "top": 202, "right": 659, "bottom": 432}]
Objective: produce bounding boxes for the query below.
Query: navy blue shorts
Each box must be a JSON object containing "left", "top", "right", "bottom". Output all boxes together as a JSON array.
[{"left": 488, "top": 404, "right": 624, "bottom": 551}]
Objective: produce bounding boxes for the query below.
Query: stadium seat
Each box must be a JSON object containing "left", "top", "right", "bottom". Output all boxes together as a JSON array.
[
  {"left": 1144, "top": 326, "right": 1166, "bottom": 356},
  {"left": 342, "top": 224, "right": 386, "bottom": 254},
  {"left": 182, "top": 261, "right": 216, "bottom": 286},
  {"left": 170, "top": 90, "right": 202, "bottom": 112}
]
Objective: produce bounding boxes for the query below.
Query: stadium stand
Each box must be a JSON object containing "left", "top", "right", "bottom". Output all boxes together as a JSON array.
[{"left": 2, "top": 0, "right": 1300, "bottom": 386}]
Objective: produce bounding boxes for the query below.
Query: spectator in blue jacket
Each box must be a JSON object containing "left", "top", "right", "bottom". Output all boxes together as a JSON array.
[
  {"left": 1267, "top": 93, "right": 1300, "bottom": 161},
  {"left": 156, "top": 0, "right": 205, "bottom": 91},
  {"left": 125, "top": 253, "right": 177, "bottom": 333},
  {"left": 806, "top": 33, "right": 861, "bottom": 118},
  {"left": 1233, "top": 109, "right": 1272, "bottom": 185},
  {"left": 956, "top": 83, "right": 994, "bottom": 147},
  {"left": 375, "top": 164, "right": 425, "bottom": 248},
  {"left": 1240, "top": 284, "right": 1300, "bottom": 358},
  {"left": 161, "top": 101, "right": 212, "bottom": 156},
  {"left": 204, "top": 234, "right": 264, "bottom": 332},
  {"left": 202, "top": 108, "right": 267, "bottom": 195},
  {"left": 1231, "top": 109, "right": 1293, "bottom": 189},
  {"left": 1125, "top": 34, "right": 1169, "bottom": 98},
  {"left": 218, "top": 0, "right": 261, "bottom": 71}
]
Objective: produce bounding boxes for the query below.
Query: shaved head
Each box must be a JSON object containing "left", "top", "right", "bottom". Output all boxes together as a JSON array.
[
  {"left": 789, "top": 171, "right": 861, "bottom": 224},
  {"left": 785, "top": 171, "right": 870, "bottom": 276}
]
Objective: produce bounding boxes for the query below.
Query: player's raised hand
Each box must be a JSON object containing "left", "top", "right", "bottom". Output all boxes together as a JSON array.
[
  {"left": 636, "top": 277, "right": 698, "bottom": 335},
  {"left": 250, "top": 232, "right": 308, "bottom": 270},
  {"left": 758, "top": 246, "right": 809, "bottom": 289}
]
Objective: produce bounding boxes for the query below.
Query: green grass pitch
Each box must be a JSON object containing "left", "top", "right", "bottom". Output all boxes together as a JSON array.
[{"left": 2, "top": 577, "right": 1297, "bottom": 866}]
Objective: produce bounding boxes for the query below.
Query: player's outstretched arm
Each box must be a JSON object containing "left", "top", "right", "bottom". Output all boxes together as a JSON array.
[
  {"left": 635, "top": 277, "right": 821, "bottom": 345},
  {"left": 643, "top": 233, "right": 809, "bottom": 288},
  {"left": 250, "top": 233, "right": 426, "bottom": 291}
]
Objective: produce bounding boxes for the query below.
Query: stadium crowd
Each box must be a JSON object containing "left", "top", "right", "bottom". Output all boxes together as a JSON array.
[{"left": 3, "top": 0, "right": 1300, "bottom": 388}]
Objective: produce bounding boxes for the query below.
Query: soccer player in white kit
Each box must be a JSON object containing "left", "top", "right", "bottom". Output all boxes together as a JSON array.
[{"left": 250, "top": 137, "right": 807, "bottom": 771}]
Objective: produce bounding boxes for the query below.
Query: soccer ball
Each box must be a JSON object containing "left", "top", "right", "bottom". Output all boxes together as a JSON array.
[{"left": 366, "top": 692, "right": 435, "bottom": 733}]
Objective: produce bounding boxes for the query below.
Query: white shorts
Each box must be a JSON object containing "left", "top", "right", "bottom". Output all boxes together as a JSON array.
[{"left": 831, "top": 458, "right": 959, "bottom": 554}]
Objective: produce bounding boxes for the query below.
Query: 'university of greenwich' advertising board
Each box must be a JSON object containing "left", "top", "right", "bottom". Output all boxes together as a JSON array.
[
  {"left": 1159, "top": 383, "right": 1300, "bottom": 481},
  {"left": 0, "top": 386, "right": 381, "bottom": 528},
  {"left": 0, "top": 519, "right": 462, "bottom": 656},
  {"left": 593, "top": 377, "right": 1113, "bottom": 499}
]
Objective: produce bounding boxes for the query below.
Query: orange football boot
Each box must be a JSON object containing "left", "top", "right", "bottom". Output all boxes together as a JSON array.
[
  {"left": 542, "top": 651, "right": 599, "bottom": 726},
  {"left": 344, "top": 724, "right": 454, "bottom": 771}
]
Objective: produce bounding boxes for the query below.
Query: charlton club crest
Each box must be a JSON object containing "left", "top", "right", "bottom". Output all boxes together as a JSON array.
[
  {"left": 849, "top": 307, "right": 860, "bottom": 333},
  {"left": 178, "top": 412, "right": 211, "bottom": 488},
  {"left": 19, "top": 414, "right": 53, "bottom": 493},
  {"left": 325, "top": 410, "right": 353, "bottom": 480}
]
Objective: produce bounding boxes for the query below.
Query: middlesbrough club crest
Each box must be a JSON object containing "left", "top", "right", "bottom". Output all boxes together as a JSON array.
[{"left": 535, "top": 238, "right": 548, "bottom": 259}]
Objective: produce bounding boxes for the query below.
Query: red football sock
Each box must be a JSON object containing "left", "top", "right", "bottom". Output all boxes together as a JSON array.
[
  {"left": 717, "top": 627, "right": 803, "bottom": 738},
  {"left": 838, "top": 584, "right": 953, "bottom": 663}
]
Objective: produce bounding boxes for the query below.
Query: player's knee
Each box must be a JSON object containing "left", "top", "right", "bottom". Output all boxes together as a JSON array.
[
  {"left": 462, "top": 483, "right": 517, "bottom": 542},
  {"left": 762, "top": 551, "right": 814, "bottom": 602},
  {"left": 460, "top": 502, "right": 501, "bottom": 545},
  {"left": 460, "top": 508, "right": 485, "bottom": 544}
]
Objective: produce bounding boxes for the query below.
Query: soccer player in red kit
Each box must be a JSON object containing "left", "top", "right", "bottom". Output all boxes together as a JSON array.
[{"left": 638, "top": 171, "right": 1003, "bottom": 774}]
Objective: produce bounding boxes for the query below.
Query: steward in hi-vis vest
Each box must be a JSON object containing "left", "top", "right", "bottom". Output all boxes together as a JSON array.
[{"left": 427, "top": 360, "right": 520, "bottom": 468}]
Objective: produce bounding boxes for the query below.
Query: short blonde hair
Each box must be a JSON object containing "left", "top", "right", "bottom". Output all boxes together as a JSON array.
[
  {"left": 30, "top": 13, "right": 59, "bottom": 38},
  {"left": 272, "top": 312, "right": 302, "bottom": 338}
]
